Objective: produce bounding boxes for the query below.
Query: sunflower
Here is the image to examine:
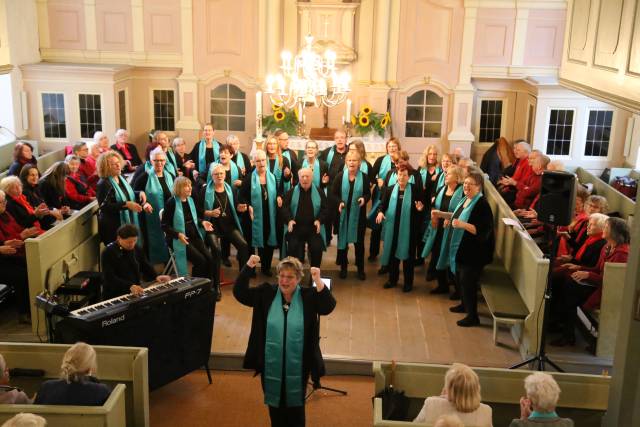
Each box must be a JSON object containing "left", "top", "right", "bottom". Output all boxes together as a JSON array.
[
  {"left": 274, "top": 110, "right": 286, "bottom": 122},
  {"left": 351, "top": 115, "right": 357, "bottom": 125},
  {"left": 380, "top": 112, "right": 391, "bottom": 128},
  {"left": 358, "top": 115, "right": 370, "bottom": 127},
  {"left": 272, "top": 103, "right": 282, "bottom": 111},
  {"left": 360, "top": 105, "right": 372, "bottom": 115}
]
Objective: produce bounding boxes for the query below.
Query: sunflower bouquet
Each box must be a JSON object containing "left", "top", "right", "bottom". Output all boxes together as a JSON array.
[
  {"left": 262, "top": 104, "right": 300, "bottom": 135},
  {"left": 351, "top": 105, "right": 391, "bottom": 137}
]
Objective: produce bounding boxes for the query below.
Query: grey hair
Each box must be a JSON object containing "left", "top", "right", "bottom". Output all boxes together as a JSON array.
[
  {"left": 298, "top": 167, "right": 313, "bottom": 178},
  {"left": 305, "top": 139, "right": 319, "bottom": 150},
  {"left": 253, "top": 149, "right": 267, "bottom": 161},
  {"left": 172, "top": 137, "right": 185, "bottom": 149},
  {"left": 607, "top": 217, "right": 631, "bottom": 245},
  {"left": 226, "top": 134, "right": 240, "bottom": 145},
  {"left": 1, "top": 413, "right": 47, "bottom": 427},
  {"left": 114, "top": 128, "right": 128, "bottom": 139},
  {"left": 589, "top": 213, "right": 608, "bottom": 230},
  {"left": 93, "top": 131, "right": 106, "bottom": 144},
  {"left": 149, "top": 146, "right": 166, "bottom": 161},
  {"left": 0, "top": 176, "right": 21, "bottom": 193},
  {"left": 516, "top": 141, "right": 532, "bottom": 152},
  {"left": 524, "top": 372, "right": 561, "bottom": 413},
  {"left": 64, "top": 154, "right": 80, "bottom": 163}
]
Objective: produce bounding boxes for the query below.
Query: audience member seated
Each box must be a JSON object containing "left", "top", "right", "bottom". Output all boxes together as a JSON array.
[
  {"left": 38, "top": 162, "right": 71, "bottom": 213},
  {"left": 72, "top": 141, "right": 98, "bottom": 189},
  {"left": 413, "top": 363, "right": 492, "bottom": 426},
  {"left": 7, "top": 142, "right": 37, "bottom": 177},
  {"left": 554, "top": 213, "right": 608, "bottom": 270},
  {"left": 64, "top": 155, "right": 96, "bottom": 210},
  {"left": 510, "top": 372, "right": 574, "bottom": 426},
  {"left": 1, "top": 177, "right": 48, "bottom": 232},
  {"left": 497, "top": 141, "right": 533, "bottom": 205},
  {"left": 558, "top": 194, "right": 608, "bottom": 257},
  {"left": 551, "top": 217, "right": 630, "bottom": 346},
  {"left": 480, "top": 137, "right": 515, "bottom": 185},
  {"left": 18, "top": 165, "right": 63, "bottom": 230},
  {"left": 0, "top": 189, "right": 41, "bottom": 322},
  {"left": 110, "top": 129, "right": 142, "bottom": 172},
  {"left": 93, "top": 130, "right": 110, "bottom": 155},
  {"left": 514, "top": 155, "right": 549, "bottom": 210},
  {"left": 0, "top": 413, "right": 46, "bottom": 427},
  {"left": 0, "top": 354, "right": 32, "bottom": 404},
  {"left": 34, "top": 342, "right": 111, "bottom": 406},
  {"left": 172, "top": 137, "right": 197, "bottom": 181}
]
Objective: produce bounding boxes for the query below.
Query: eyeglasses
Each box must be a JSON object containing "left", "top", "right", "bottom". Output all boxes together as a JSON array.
[
  {"left": 152, "top": 159, "right": 166, "bottom": 163},
  {"left": 213, "top": 172, "right": 225, "bottom": 176}
]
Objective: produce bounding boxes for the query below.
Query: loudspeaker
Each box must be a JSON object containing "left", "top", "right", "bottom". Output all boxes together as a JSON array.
[{"left": 538, "top": 171, "right": 576, "bottom": 226}]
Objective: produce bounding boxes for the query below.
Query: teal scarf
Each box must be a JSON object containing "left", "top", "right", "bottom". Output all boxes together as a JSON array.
[
  {"left": 197, "top": 139, "right": 220, "bottom": 174},
  {"left": 387, "top": 171, "right": 415, "bottom": 186},
  {"left": 420, "top": 166, "right": 442, "bottom": 190},
  {"left": 367, "top": 155, "right": 393, "bottom": 224},
  {"left": 380, "top": 184, "right": 413, "bottom": 266},
  {"left": 435, "top": 170, "right": 446, "bottom": 192},
  {"left": 234, "top": 152, "right": 246, "bottom": 171},
  {"left": 421, "top": 185, "right": 464, "bottom": 258},
  {"left": 436, "top": 193, "right": 483, "bottom": 274},
  {"left": 251, "top": 170, "right": 278, "bottom": 248},
  {"left": 264, "top": 286, "right": 304, "bottom": 408},
  {"left": 108, "top": 176, "right": 141, "bottom": 243},
  {"left": 204, "top": 181, "right": 242, "bottom": 232},
  {"left": 269, "top": 156, "right": 284, "bottom": 188},
  {"left": 206, "top": 161, "right": 239, "bottom": 185},
  {"left": 326, "top": 146, "right": 336, "bottom": 168},
  {"left": 144, "top": 161, "right": 175, "bottom": 179},
  {"left": 166, "top": 150, "right": 178, "bottom": 176},
  {"left": 172, "top": 196, "right": 203, "bottom": 276},
  {"left": 144, "top": 169, "right": 173, "bottom": 263},
  {"left": 338, "top": 171, "right": 364, "bottom": 250},
  {"left": 530, "top": 411, "right": 559, "bottom": 419},
  {"left": 282, "top": 185, "right": 326, "bottom": 257},
  {"left": 302, "top": 158, "right": 321, "bottom": 188}
]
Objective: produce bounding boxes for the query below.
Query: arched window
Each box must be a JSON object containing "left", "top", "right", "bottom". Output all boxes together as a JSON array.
[
  {"left": 210, "top": 84, "right": 246, "bottom": 131},
  {"left": 405, "top": 90, "right": 443, "bottom": 138}
]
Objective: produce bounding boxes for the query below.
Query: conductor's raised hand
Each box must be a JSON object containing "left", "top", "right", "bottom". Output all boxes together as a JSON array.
[{"left": 247, "top": 254, "right": 261, "bottom": 268}]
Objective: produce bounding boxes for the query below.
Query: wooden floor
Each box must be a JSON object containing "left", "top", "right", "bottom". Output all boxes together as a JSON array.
[{"left": 214, "top": 243, "right": 523, "bottom": 368}]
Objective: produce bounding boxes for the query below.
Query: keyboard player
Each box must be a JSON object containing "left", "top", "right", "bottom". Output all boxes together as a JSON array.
[{"left": 101, "top": 224, "right": 171, "bottom": 299}]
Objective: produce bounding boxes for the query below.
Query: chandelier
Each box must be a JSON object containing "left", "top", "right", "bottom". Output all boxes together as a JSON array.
[{"left": 264, "top": 34, "right": 351, "bottom": 110}]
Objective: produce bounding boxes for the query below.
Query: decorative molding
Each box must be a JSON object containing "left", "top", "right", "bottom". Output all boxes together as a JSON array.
[
  {"left": 464, "top": 0, "right": 567, "bottom": 9},
  {"left": 471, "top": 64, "right": 559, "bottom": 78},
  {"left": 559, "top": 77, "right": 640, "bottom": 113},
  {"left": 0, "top": 64, "right": 14, "bottom": 75},
  {"left": 40, "top": 48, "right": 182, "bottom": 67},
  {"left": 592, "top": 0, "right": 624, "bottom": 71},
  {"left": 567, "top": 0, "right": 592, "bottom": 64},
  {"left": 36, "top": 0, "right": 51, "bottom": 49},
  {"left": 628, "top": 0, "right": 640, "bottom": 76}
]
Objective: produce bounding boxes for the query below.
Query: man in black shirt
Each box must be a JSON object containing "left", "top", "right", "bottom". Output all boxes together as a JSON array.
[
  {"left": 281, "top": 168, "right": 328, "bottom": 268},
  {"left": 101, "top": 224, "right": 170, "bottom": 300}
]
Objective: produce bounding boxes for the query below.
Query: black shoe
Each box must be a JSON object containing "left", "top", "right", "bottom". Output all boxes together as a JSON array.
[
  {"left": 339, "top": 266, "right": 347, "bottom": 279},
  {"left": 402, "top": 283, "right": 413, "bottom": 293},
  {"left": 357, "top": 271, "right": 366, "bottom": 281},
  {"left": 457, "top": 316, "right": 480, "bottom": 327},
  {"left": 383, "top": 281, "right": 397, "bottom": 289},
  {"left": 377, "top": 267, "right": 388, "bottom": 275},
  {"left": 449, "top": 304, "right": 465, "bottom": 313},
  {"left": 221, "top": 258, "right": 232, "bottom": 267},
  {"left": 216, "top": 291, "right": 222, "bottom": 302},
  {"left": 550, "top": 336, "right": 576, "bottom": 347},
  {"left": 368, "top": 254, "right": 377, "bottom": 262},
  {"left": 430, "top": 286, "right": 449, "bottom": 294},
  {"left": 449, "top": 291, "right": 461, "bottom": 300}
]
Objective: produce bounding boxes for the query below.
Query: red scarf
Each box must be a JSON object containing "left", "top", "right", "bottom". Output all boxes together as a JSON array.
[
  {"left": 117, "top": 143, "right": 132, "bottom": 160},
  {"left": 10, "top": 194, "right": 36, "bottom": 216},
  {"left": 575, "top": 235, "right": 603, "bottom": 262}
]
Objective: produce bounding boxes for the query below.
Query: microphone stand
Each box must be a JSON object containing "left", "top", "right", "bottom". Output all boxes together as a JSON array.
[
  {"left": 83, "top": 182, "right": 113, "bottom": 226},
  {"left": 0, "top": 125, "right": 20, "bottom": 140}
]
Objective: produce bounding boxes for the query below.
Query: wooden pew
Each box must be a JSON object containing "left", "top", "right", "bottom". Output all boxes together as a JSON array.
[
  {"left": 0, "top": 384, "right": 126, "bottom": 427},
  {"left": 575, "top": 167, "right": 636, "bottom": 219},
  {"left": 482, "top": 178, "right": 549, "bottom": 355},
  {"left": 373, "top": 361, "right": 610, "bottom": 427},
  {"left": 0, "top": 143, "right": 65, "bottom": 180},
  {"left": 0, "top": 342, "right": 149, "bottom": 427},
  {"left": 24, "top": 200, "right": 99, "bottom": 333}
]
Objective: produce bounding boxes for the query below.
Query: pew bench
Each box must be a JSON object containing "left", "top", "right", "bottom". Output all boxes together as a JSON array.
[
  {"left": 0, "top": 384, "right": 127, "bottom": 427},
  {"left": 373, "top": 361, "right": 610, "bottom": 427},
  {"left": 479, "top": 264, "right": 529, "bottom": 345}
]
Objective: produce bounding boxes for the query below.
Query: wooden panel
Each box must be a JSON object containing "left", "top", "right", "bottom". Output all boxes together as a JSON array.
[
  {"left": 593, "top": 0, "right": 624, "bottom": 70},
  {"left": 206, "top": 0, "right": 241, "bottom": 55},
  {"left": 47, "top": 0, "right": 85, "bottom": 50},
  {"left": 96, "top": 0, "right": 132, "bottom": 51},
  {"left": 628, "top": 0, "right": 640, "bottom": 75},
  {"left": 523, "top": 9, "right": 566, "bottom": 66},
  {"left": 567, "top": 0, "right": 593, "bottom": 63},
  {"left": 143, "top": 0, "right": 181, "bottom": 53},
  {"left": 473, "top": 8, "right": 516, "bottom": 66}
]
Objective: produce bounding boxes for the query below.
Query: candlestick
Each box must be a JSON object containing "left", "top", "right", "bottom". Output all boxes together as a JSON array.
[{"left": 256, "top": 91, "right": 263, "bottom": 140}]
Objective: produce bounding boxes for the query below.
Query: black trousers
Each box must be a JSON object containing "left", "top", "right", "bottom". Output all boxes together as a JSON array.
[
  {"left": 455, "top": 262, "right": 483, "bottom": 318},
  {"left": 337, "top": 241, "right": 365, "bottom": 271},
  {"left": 388, "top": 257, "right": 414, "bottom": 286},
  {"left": 189, "top": 232, "right": 219, "bottom": 288},
  {"left": 268, "top": 405, "right": 305, "bottom": 427},
  {"left": 216, "top": 228, "right": 249, "bottom": 268},
  {"left": 555, "top": 279, "right": 596, "bottom": 339},
  {"left": 0, "top": 257, "right": 29, "bottom": 314},
  {"left": 436, "top": 269, "right": 453, "bottom": 291},
  {"left": 287, "top": 228, "right": 324, "bottom": 267},
  {"left": 257, "top": 246, "right": 275, "bottom": 272},
  {"left": 369, "top": 226, "right": 382, "bottom": 258}
]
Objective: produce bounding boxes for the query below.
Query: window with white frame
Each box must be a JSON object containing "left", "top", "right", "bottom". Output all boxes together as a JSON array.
[
  {"left": 405, "top": 90, "right": 442, "bottom": 138},
  {"left": 210, "top": 84, "right": 246, "bottom": 131},
  {"left": 584, "top": 110, "right": 613, "bottom": 157},
  {"left": 79, "top": 94, "right": 102, "bottom": 138},
  {"left": 153, "top": 90, "right": 175, "bottom": 131},
  {"left": 478, "top": 100, "right": 503, "bottom": 143},
  {"left": 118, "top": 90, "right": 127, "bottom": 130},
  {"left": 42, "top": 93, "right": 66, "bottom": 139},
  {"left": 546, "top": 109, "right": 574, "bottom": 156}
]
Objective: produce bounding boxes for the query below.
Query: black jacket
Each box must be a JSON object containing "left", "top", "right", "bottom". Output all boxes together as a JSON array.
[
  {"left": 233, "top": 266, "right": 336, "bottom": 381},
  {"left": 101, "top": 241, "right": 156, "bottom": 299},
  {"left": 34, "top": 378, "right": 111, "bottom": 406},
  {"left": 110, "top": 143, "right": 142, "bottom": 168},
  {"left": 455, "top": 196, "right": 495, "bottom": 268}
]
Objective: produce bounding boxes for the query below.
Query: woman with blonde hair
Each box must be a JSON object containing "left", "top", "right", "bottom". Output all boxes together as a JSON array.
[
  {"left": 419, "top": 144, "right": 442, "bottom": 205},
  {"left": 510, "top": 372, "right": 573, "bottom": 426},
  {"left": 414, "top": 363, "right": 492, "bottom": 425},
  {"left": 34, "top": 342, "right": 110, "bottom": 406}
]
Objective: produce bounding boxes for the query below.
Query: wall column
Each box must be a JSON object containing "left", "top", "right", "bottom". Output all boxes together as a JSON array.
[
  {"left": 447, "top": 5, "right": 477, "bottom": 157},
  {"left": 367, "top": 0, "right": 391, "bottom": 113},
  {"left": 265, "top": 0, "right": 283, "bottom": 76},
  {"left": 130, "top": 0, "right": 144, "bottom": 61},
  {"left": 176, "top": 0, "right": 200, "bottom": 140}
]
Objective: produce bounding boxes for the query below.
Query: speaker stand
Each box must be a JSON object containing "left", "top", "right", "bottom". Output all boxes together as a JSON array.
[{"left": 510, "top": 224, "right": 564, "bottom": 372}]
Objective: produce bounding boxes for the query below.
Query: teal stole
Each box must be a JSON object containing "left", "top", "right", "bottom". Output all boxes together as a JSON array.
[
  {"left": 302, "top": 158, "right": 321, "bottom": 188},
  {"left": 326, "top": 146, "right": 336, "bottom": 168},
  {"left": 251, "top": 170, "right": 278, "bottom": 248},
  {"left": 530, "top": 411, "right": 559, "bottom": 419},
  {"left": 166, "top": 149, "right": 178, "bottom": 176},
  {"left": 421, "top": 185, "right": 464, "bottom": 258},
  {"left": 172, "top": 196, "right": 203, "bottom": 276},
  {"left": 380, "top": 184, "right": 413, "bottom": 266},
  {"left": 233, "top": 152, "right": 246, "bottom": 171},
  {"left": 269, "top": 156, "right": 284, "bottom": 188},
  {"left": 144, "top": 161, "right": 175, "bottom": 179},
  {"left": 282, "top": 184, "right": 326, "bottom": 257},
  {"left": 338, "top": 171, "right": 364, "bottom": 250},
  {"left": 264, "top": 286, "right": 304, "bottom": 408},
  {"left": 197, "top": 139, "right": 220, "bottom": 174},
  {"left": 359, "top": 159, "right": 368, "bottom": 175},
  {"left": 108, "top": 176, "right": 141, "bottom": 244},
  {"left": 204, "top": 181, "right": 242, "bottom": 232},
  {"left": 206, "top": 161, "right": 239, "bottom": 185},
  {"left": 420, "top": 166, "right": 442, "bottom": 190},
  {"left": 367, "top": 155, "right": 393, "bottom": 224},
  {"left": 144, "top": 170, "right": 173, "bottom": 263},
  {"left": 436, "top": 192, "right": 483, "bottom": 274},
  {"left": 435, "top": 170, "right": 446, "bottom": 193}
]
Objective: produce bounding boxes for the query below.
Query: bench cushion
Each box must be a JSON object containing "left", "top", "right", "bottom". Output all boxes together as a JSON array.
[{"left": 480, "top": 268, "right": 528, "bottom": 319}]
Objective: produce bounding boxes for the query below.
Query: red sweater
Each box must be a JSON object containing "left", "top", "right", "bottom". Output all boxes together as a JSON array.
[
  {"left": 0, "top": 211, "right": 27, "bottom": 256},
  {"left": 512, "top": 157, "right": 532, "bottom": 184},
  {"left": 79, "top": 157, "right": 98, "bottom": 189},
  {"left": 65, "top": 173, "right": 96, "bottom": 207},
  {"left": 515, "top": 172, "right": 542, "bottom": 209},
  {"left": 582, "top": 243, "right": 630, "bottom": 310}
]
